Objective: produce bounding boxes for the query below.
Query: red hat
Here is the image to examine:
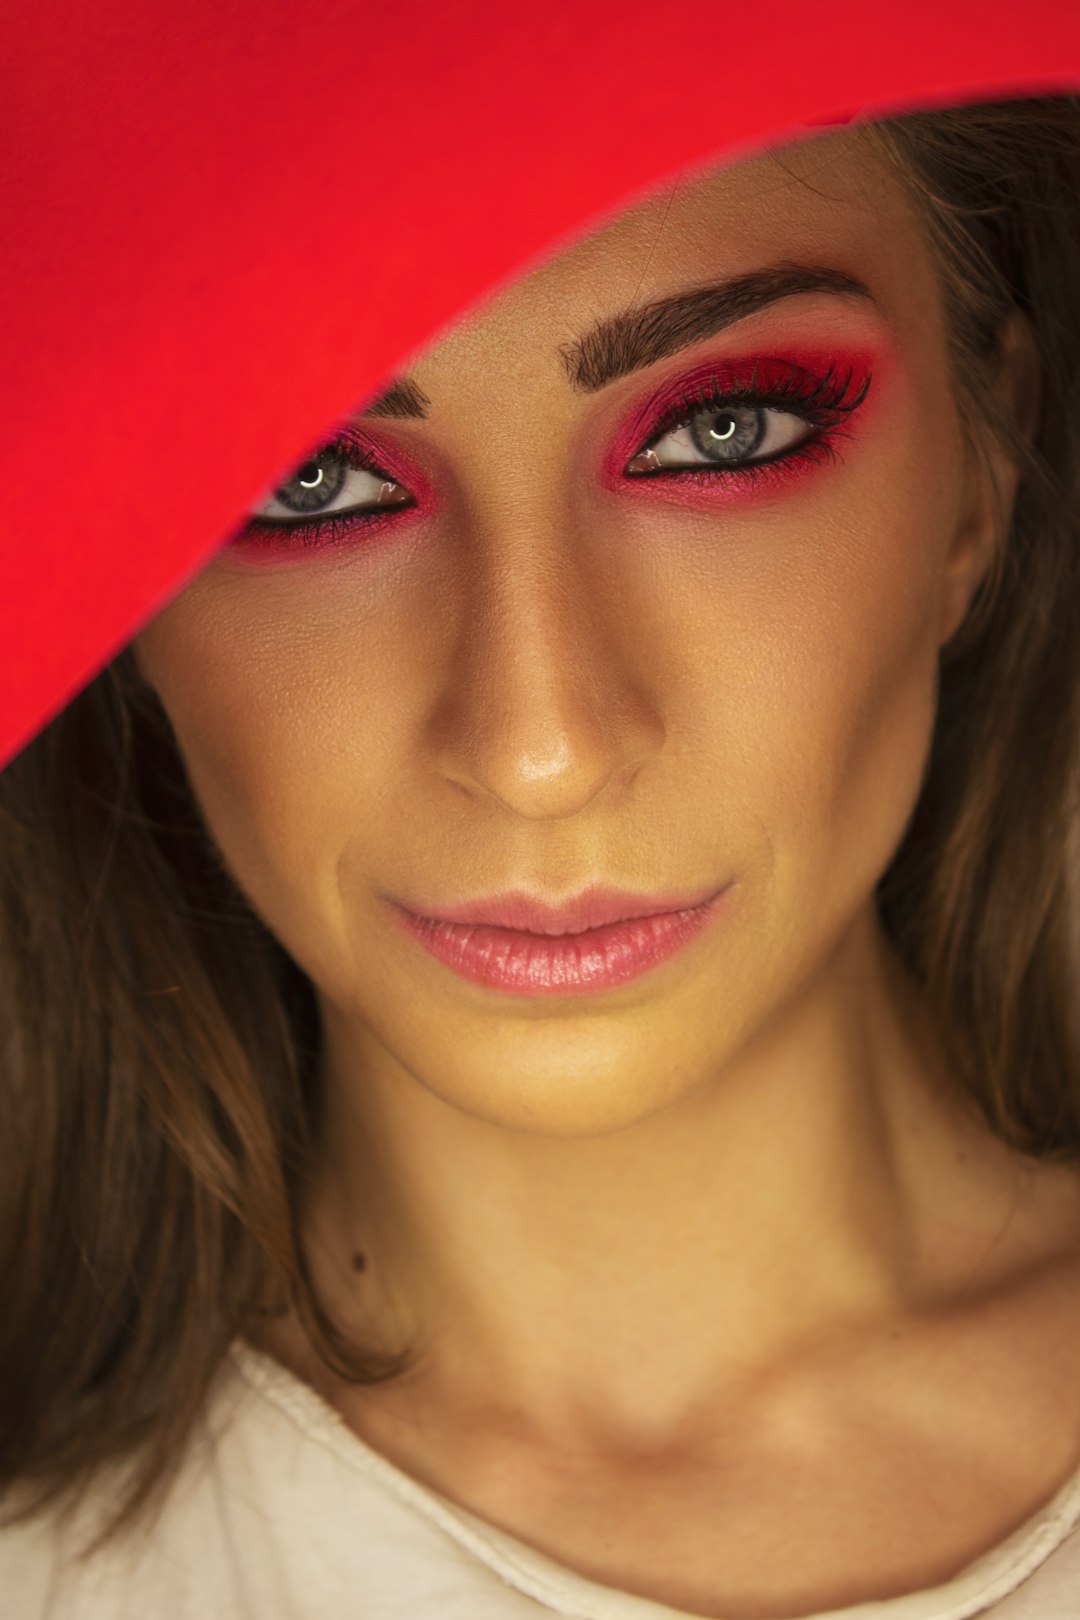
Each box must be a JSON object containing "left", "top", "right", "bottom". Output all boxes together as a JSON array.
[{"left": 3, "top": 0, "right": 1079, "bottom": 766}]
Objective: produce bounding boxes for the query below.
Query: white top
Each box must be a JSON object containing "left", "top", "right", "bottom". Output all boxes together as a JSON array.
[{"left": 4, "top": 1338, "right": 1080, "bottom": 1619}]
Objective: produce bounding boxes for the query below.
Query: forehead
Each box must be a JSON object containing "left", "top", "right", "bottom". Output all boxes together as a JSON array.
[{"left": 420, "top": 130, "right": 932, "bottom": 374}]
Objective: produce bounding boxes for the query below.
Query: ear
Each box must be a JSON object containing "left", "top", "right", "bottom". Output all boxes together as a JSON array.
[{"left": 937, "top": 310, "right": 1041, "bottom": 649}]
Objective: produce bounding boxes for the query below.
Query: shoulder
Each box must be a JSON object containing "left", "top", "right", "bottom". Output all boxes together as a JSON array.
[
  {"left": 0, "top": 1343, "right": 507, "bottom": 1619},
  {"left": 0, "top": 1350, "right": 265, "bottom": 1617}
]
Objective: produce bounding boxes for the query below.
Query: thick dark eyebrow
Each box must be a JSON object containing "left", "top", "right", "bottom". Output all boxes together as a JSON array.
[
  {"left": 356, "top": 265, "right": 872, "bottom": 419},
  {"left": 560, "top": 264, "right": 875, "bottom": 392},
  {"left": 362, "top": 376, "right": 432, "bottom": 419}
]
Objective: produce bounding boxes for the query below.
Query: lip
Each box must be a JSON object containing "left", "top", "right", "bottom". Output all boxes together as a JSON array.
[
  {"left": 399, "top": 883, "right": 722, "bottom": 935},
  {"left": 388, "top": 883, "right": 729, "bottom": 997}
]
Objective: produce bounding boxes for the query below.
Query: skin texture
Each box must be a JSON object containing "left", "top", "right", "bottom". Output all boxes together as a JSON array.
[{"left": 133, "top": 130, "right": 1080, "bottom": 1617}]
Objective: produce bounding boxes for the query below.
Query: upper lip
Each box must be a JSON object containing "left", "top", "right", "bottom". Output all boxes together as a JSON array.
[{"left": 398, "top": 882, "right": 723, "bottom": 936}]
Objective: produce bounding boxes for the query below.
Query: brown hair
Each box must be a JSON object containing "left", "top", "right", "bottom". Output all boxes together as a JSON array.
[{"left": 1, "top": 95, "right": 1079, "bottom": 1558}]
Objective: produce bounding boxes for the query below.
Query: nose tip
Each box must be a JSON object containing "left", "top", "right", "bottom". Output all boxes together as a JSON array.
[
  {"left": 425, "top": 569, "right": 666, "bottom": 821},
  {"left": 432, "top": 668, "right": 665, "bottom": 821}
]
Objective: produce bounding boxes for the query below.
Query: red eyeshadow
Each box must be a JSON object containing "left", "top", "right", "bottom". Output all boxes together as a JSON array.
[
  {"left": 219, "top": 423, "right": 440, "bottom": 567},
  {"left": 598, "top": 347, "right": 881, "bottom": 507}
]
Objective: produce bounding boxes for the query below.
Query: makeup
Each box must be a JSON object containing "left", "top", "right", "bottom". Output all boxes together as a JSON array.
[
  {"left": 222, "top": 423, "right": 437, "bottom": 564},
  {"left": 600, "top": 349, "right": 875, "bottom": 509},
  {"left": 388, "top": 888, "right": 729, "bottom": 996},
  {"left": 221, "top": 347, "right": 875, "bottom": 565}
]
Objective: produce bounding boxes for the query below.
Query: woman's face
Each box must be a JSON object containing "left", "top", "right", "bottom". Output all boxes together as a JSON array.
[{"left": 133, "top": 128, "right": 1010, "bottom": 1137}]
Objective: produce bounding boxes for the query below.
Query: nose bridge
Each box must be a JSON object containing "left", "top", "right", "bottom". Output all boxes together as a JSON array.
[{"left": 426, "top": 489, "right": 666, "bottom": 821}]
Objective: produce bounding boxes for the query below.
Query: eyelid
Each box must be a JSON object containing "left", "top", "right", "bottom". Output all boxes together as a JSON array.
[
  {"left": 226, "top": 421, "right": 439, "bottom": 560},
  {"left": 599, "top": 349, "right": 876, "bottom": 487},
  {"left": 322, "top": 428, "right": 403, "bottom": 486},
  {"left": 641, "top": 382, "right": 833, "bottom": 457},
  {"left": 256, "top": 422, "right": 433, "bottom": 517}
]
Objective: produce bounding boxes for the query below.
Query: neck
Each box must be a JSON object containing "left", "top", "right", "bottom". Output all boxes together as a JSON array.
[{"left": 293, "top": 910, "right": 1011, "bottom": 1445}]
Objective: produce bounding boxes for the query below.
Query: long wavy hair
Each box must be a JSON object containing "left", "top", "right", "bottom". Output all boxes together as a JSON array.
[{"left": 2, "top": 96, "right": 1079, "bottom": 1557}]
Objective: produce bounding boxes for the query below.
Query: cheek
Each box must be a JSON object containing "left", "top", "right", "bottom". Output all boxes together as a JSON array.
[
  {"left": 766, "top": 580, "right": 939, "bottom": 889},
  {"left": 133, "top": 361, "right": 961, "bottom": 996},
  {"left": 665, "top": 425, "right": 959, "bottom": 920},
  {"left": 132, "top": 589, "right": 413, "bottom": 979}
]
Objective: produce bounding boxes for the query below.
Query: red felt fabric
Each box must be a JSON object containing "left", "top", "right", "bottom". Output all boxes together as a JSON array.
[{"left": 3, "top": 0, "right": 1080, "bottom": 766}]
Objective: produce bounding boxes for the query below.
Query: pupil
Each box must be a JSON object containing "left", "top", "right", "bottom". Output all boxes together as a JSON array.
[
  {"left": 689, "top": 404, "right": 765, "bottom": 462},
  {"left": 275, "top": 453, "right": 348, "bottom": 513}
]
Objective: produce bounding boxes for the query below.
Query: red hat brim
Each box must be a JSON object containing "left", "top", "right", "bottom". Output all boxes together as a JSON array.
[{"left": 3, "top": 0, "right": 1079, "bottom": 765}]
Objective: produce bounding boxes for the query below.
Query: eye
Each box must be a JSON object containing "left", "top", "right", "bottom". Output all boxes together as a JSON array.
[
  {"left": 626, "top": 403, "right": 815, "bottom": 475},
  {"left": 251, "top": 443, "right": 413, "bottom": 524}
]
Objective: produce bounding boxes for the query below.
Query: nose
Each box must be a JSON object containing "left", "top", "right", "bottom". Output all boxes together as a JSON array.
[{"left": 424, "top": 508, "right": 666, "bottom": 822}]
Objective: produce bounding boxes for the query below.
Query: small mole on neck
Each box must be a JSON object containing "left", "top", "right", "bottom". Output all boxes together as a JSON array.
[{"left": 351, "top": 1251, "right": 368, "bottom": 1274}]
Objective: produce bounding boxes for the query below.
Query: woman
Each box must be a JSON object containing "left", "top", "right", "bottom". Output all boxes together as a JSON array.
[{"left": 2, "top": 97, "right": 1080, "bottom": 1618}]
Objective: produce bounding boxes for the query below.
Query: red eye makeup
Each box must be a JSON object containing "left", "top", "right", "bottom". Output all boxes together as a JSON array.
[
  {"left": 602, "top": 350, "right": 875, "bottom": 506},
  {"left": 223, "top": 348, "right": 875, "bottom": 564},
  {"left": 223, "top": 424, "right": 434, "bottom": 563}
]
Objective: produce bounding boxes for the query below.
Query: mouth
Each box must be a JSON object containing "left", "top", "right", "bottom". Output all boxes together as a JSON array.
[
  {"left": 396, "top": 882, "right": 723, "bottom": 936},
  {"left": 388, "top": 883, "right": 729, "bottom": 997}
]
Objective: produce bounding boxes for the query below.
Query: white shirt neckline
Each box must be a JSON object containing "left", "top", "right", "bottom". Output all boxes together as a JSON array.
[{"left": 226, "top": 1337, "right": 1080, "bottom": 1620}]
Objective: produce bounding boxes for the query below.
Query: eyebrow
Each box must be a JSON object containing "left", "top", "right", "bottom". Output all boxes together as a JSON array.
[
  {"left": 362, "top": 376, "right": 432, "bottom": 419},
  {"left": 359, "top": 263, "right": 875, "bottom": 420},
  {"left": 562, "top": 263, "right": 876, "bottom": 392}
]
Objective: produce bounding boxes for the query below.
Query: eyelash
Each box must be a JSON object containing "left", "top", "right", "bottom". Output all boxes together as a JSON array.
[
  {"left": 236, "top": 359, "right": 872, "bottom": 552},
  {"left": 629, "top": 360, "right": 871, "bottom": 486},
  {"left": 240, "top": 429, "right": 412, "bottom": 551}
]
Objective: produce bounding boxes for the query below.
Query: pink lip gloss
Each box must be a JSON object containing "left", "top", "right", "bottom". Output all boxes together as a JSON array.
[{"left": 390, "top": 892, "right": 727, "bottom": 996}]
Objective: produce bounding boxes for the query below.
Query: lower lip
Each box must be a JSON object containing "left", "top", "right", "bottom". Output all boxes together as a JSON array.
[{"left": 390, "top": 892, "right": 727, "bottom": 997}]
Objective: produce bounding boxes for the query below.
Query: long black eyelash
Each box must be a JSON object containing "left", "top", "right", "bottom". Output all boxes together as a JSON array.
[
  {"left": 293, "top": 430, "right": 396, "bottom": 487},
  {"left": 241, "top": 432, "right": 412, "bottom": 546},
  {"left": 643, "top": 362, "right": 872, "bottom": 451},
  {"left": 238, "top": 364, "right": 870, "bottom": 550},
  {"left": 331, "top": 430, "right": 396, "bottom": 479},
  {"left": 244, "top": 508, "right": 390, "bottom": 548}
]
